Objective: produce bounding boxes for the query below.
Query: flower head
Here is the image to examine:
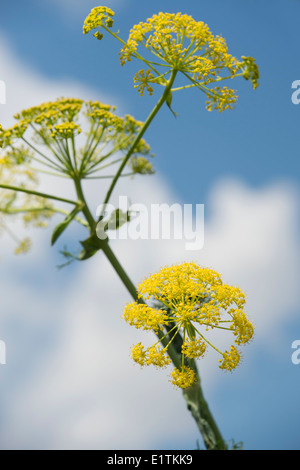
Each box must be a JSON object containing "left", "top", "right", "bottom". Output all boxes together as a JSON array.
[
  {"left": 218, "top": 346, "right": 241, "bottom": 372},
  {"left": 51, "top": 122, "right": 81, "bottom": 139},
  {"left": 170, "top": 366, "right": 197, "bottom": 389},
  {"left": 83, "top": 6, "right": 115, "bottom": 36},
  {"left": 1, "top": 98, "right": 153, "bottom": 179},
  {"left": 84, "top": 9, "right": 258, "bottom": 109},
  {"left": 84, "top": 8, "right": 258, "bottom": 109},
  {"left": 120, "top": 12, "right": 239, "bottom": 74},
  {"left": 118, "top": 12, "right": 258, "bottom": 106},
  {"left": 124, "top": 302, "right": 170, "bottom": 332},
  {"left": 133, "top": 69, "right": 155, "bottom": 96},
  {"left": 129, "top": 156, "right": 154, "bottom": 175},
  {"left": 131, "top": 342, "right": 171, "bottom": 369},
  {"left": 124, "top": 263, "right": 254, "bottom": 388},
  {"left": 0, "top": 98, "right": 154, "bottom": 255}
]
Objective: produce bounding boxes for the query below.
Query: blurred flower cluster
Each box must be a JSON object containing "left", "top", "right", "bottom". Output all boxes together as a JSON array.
[{"left": 0, "top": 98, "right": 154, "bottom": 254}]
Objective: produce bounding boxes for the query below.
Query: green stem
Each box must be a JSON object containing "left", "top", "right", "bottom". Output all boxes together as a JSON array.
[
  {"left": 0, "top": 183, "right": 79, "bottom": 205},
  {"left": 4, "top": 205, "right": 88, "bottom": 227},
  {"left": 72, "top": 177, "right": 96, "bottom": 230},
  {"left": 21, "top": 136, "right": 67, "bottom": 173},
  {"left": 24, "top": 164, "right": 71, "bottom": 179},
  {"left": 100, "top": 240, "right": 183, "bottom": 370},
  {"left": 103, "top": 26, "right": 161, "bottom": 76},
  {"left": 98, "top": 68, "right": 178, "bottom": 221},
  {"left": 101, "top": 240, "right": 139, "bottom": 300},
  {"left": 182, "top": 380, "right": 227, "bottom": 450},
  {"left": 84, "top": 173, "right": 134, "bottom": 180}
]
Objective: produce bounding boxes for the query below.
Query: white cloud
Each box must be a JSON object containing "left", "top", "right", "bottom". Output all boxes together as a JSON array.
[
  {"left": 1, "top": 174, "right": 299, "bottom": 449},
  {"left": 0, "top": 35, "right": 121, "bottom": 128},
  {"left": 0, "top": 38, "right": 299, "bottom": 449}
]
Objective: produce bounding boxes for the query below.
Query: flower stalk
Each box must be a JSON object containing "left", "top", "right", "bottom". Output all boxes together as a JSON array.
[{"left": 0, "top": 5, "right": 259, "bottom": 450}]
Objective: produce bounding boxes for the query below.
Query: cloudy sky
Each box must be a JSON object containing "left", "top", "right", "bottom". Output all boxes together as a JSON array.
[{"left": 0, "top": 0, "right": 299, "bottom": 450}]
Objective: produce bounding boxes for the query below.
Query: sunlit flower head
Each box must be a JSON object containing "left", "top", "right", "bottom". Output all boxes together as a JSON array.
[
  {"left": 124, "top": 263, "right": 254, "bottom": 388},
  {"left": 83, "top": 6, "right": 115, "bottom": 37},
  {"left": 170, "top": 366, "right": 197, "bottom": 389},
  {"left": 84, "top": 8, "right": 259, "bottom": 111},
  {"left": 120, "top": 12, "right": 258, "bottom": 108}
]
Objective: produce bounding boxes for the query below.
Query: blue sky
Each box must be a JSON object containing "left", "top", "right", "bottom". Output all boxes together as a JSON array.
[
  {"left": 0, "top": 0, "right": 300, "bottom": 450},
  {"left": 2, "top": 0, "right": 299, "bottom": 202}
]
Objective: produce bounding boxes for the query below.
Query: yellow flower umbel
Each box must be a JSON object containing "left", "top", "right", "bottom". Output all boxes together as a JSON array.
[
  {"left": 0, "top": 98, "right": 154, "bottom": 255},
  {"left": 84, "top": 8, "right": 259, "bottom": 111},
  {"left": 83, "top": 6, "right": 114, "bottom": 37},
  {"left": 123, "top": 263, "right": 254, "bottom": 388},
  {"left": 1, "top": 98, "right": 153, "bottom": 180}
]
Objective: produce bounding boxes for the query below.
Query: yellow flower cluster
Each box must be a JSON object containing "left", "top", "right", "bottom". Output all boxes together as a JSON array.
[
  {"left": 85, "top": 101, "right": 124, "bottom": 134},
  {"left": 218, "top": 346, "right": 241, "bottom": 372},
  {"left": 84, "top": 9, "right": 258, "bottom": 107},
  {"left": 1, "top": 98, "right": 153, "bottom": 178},
  {"left": 1, "top": 98, "right": 84, "bottom": 150},
  {"left": 118, "top": 12, "right": 258, "bottom": 104},
  {"left": 131, "top": 342, "right": 171, "bottom": 368},
  {"left": 170, "top": 366, "right": 197, "bottom": 389},
  {"left": 14, "top": 237, "right": 31, "bottom": 255},
  {"left": 0, "top": 121, "right": 28, "bottom": 148},
  {"left": 124, "top": 303, "right": 170, "bottom": 332},
  {"left": 0, "top": 96, "right": 155, "bottom": 253},
  {"left": 230, "top": 309, "right": 254, "bottom": 345},
  {"left": 133, "top": 69, "right": 155, "bottom": 96},
  {"left": 241, "top": 56, "right": 259, "bottom": 90},
  {"left": 129, "top": 156, "right": 154, "bottom": 175},
  {"left": 119, "top": 12, "right": 239, "bottom": 75},
  {"left": 15, "top": 98, "right": 84, "bottom": 124},
  {"left": 124, "top": 263, "right": 254, "bottom": 388},
  {"left": 83, "top": 6, "right": 114, "bottom": 36},
  {"left": 206, "top": 86, "right": 238, "bottom": 112},
  {"left": 51, "top": 122, "right": 81, "bottom": 139},
  {"left": 182, "top": 338, "right": 207, "bottom": 359}
]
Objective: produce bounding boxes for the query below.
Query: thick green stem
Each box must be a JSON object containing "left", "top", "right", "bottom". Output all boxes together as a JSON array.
[
  {"left": 101, "top": 240, "right": 139, "bottom": 300},
  {"left": 183, "top": 380, "right": 227, "bottom": 450}
]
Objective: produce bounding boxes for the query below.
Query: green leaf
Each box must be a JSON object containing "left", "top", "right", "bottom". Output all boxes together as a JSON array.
[
  {"left": 57, "top": 246, "right": 79, "bottom": 269},
  {"left": 78, "top": 233, "right": 104, "bottom": 260},
  {"left": 166, "top": 91, "right": 178, "bottom": 117},
  {"left": 51, "top": 205, "right": 82, "bottom": 246}
]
